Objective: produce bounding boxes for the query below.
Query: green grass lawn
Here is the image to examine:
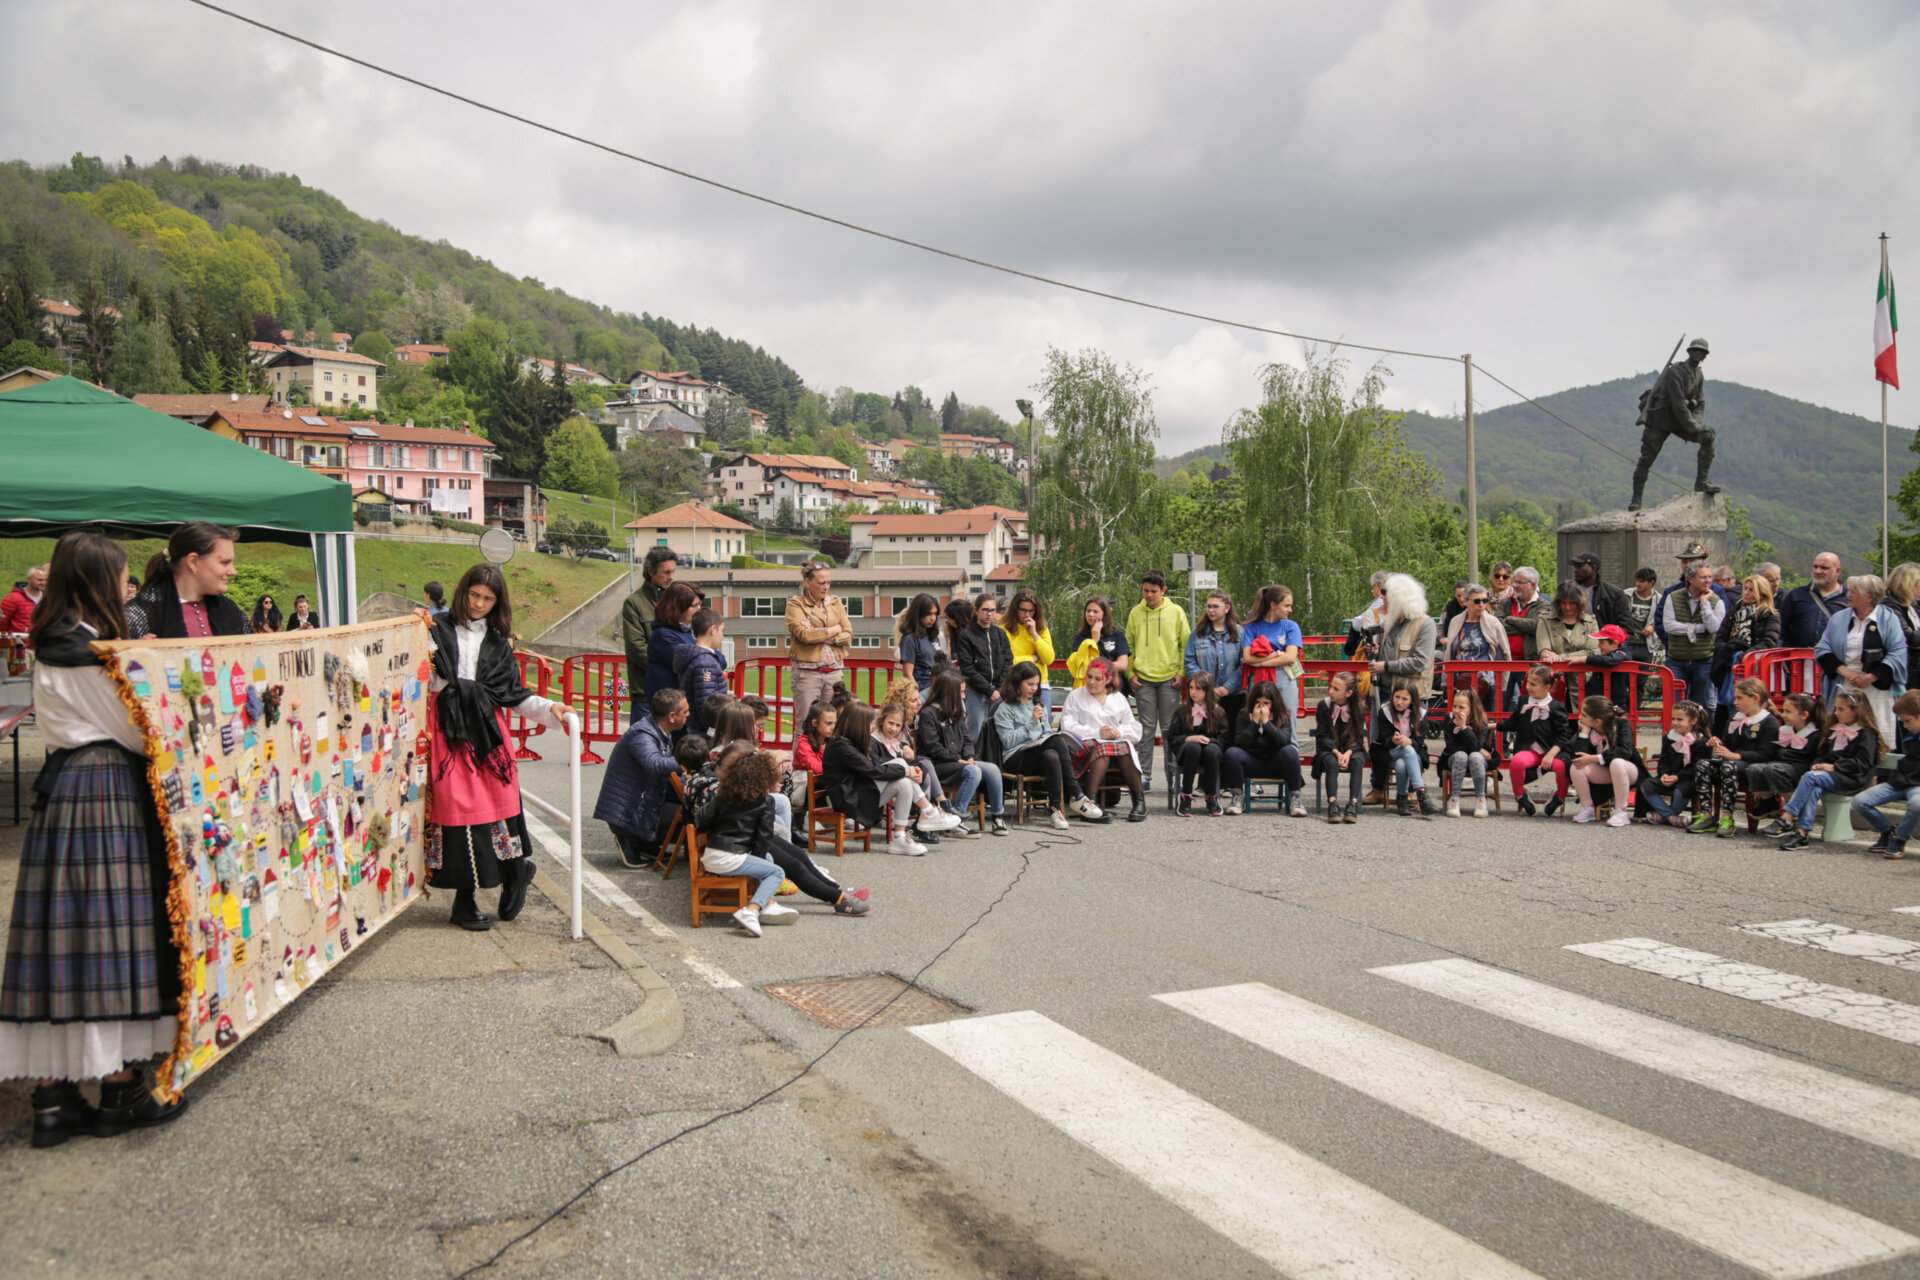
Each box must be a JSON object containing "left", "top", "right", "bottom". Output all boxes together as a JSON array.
[{"left": 1, "top": 535, "right": 623, "bottom": 640}]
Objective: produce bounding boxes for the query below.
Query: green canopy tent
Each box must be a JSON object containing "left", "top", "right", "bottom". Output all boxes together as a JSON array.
[{"left": 0, "top": 377, "right": 360, "bottom": 624}]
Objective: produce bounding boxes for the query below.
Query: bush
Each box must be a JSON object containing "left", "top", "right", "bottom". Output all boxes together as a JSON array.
[
  {"left": 229, "top": 560, "right": 298, "bottom": 614},
  {"left": 730, "top": 554, "right": 788, "bottom": 570},
  {"left": 353, "top": 506, "right": 370, "bottom": 527},
  {"left": 430, "top": 515, "right": 487, "bottom": 534}
]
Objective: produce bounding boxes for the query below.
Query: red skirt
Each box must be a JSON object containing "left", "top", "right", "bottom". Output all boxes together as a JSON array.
[{"left": 427, "top": 701, "right": 521, "bottom": 827}]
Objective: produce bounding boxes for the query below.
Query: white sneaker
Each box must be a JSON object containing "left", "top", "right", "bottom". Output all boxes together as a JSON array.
[
  {"left": 918, "top": 808, "right": 962, "bottom": 832},
  {"left": 1069, "top": 794, "right": 1103, "bottom": 821},
  {"left": 886, "top": 836, "right": 928, "bottom": 856},
  {"left": 1225, "top": 797, "right": 1243, "bottom": 816},
  {"left": 1289, "top": 796, "right": 1307, "bottom": 817},
  {"left": 1050, "top": 809, "right": 1069, "bottom": 830},
  {"left": 1572, "top": 806, "right": 1598, "bottom": 824},
  {"left": 1606, "top": 809, "right": 1632, "bottom": 827},
  {"left": 759, "top": 902, "right": 798, "bottom": 925},
  {"left": 732, "top": 907, "right": 762, "bottom": 937},
  {"left": 1444, "top": 799, "right": 1461, "bottom": 818},
  {"left": 1473, "top": 799, "right": 1488, "bottom": 818}
]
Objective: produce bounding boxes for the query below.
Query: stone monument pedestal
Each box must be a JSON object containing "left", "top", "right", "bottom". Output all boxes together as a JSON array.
[{"left": 1556, "top": 492, "right": 1728, "bottom": 585}]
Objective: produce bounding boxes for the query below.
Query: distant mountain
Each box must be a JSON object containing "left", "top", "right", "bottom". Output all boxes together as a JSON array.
[
  {"left": 1400, "top": 376, "right": 1912, "bottom": 565},
  {"left": 1158, "top": 377, "right": 1912, "bottom": 565}
]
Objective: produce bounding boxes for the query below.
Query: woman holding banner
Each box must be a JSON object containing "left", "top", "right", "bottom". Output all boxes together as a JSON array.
[
  {"left": 423, "top": 564, "right": 566, "bottom": 932},
  {"left": 0, "top": 531, "right": 189, "bottom": 1146},
  {"left": 125, "top": 521, "right": 251, "bottom": 640}
]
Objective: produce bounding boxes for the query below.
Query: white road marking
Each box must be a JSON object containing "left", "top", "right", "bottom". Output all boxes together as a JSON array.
[
  {"left": 1894, "top": 906, "right": 1920, "bottom": 916},
  {"left": 521, "top": 807, "right": 742, "bottom": 990},
  {"left": 1372, "top": 958, "right": 1920, "bottom": 1161},
  {"left": 1567, "top": 937, "right": 1920, "bottom": 1047},
  {"left": 1738, "top": 918, "right": 1920, "bottom": 972},
  {"left": 911, "top": 1010, "right": 1541, "bottom": 1280},
  {"left": 1159, "top": 983, "right": 1918, "bottom": 1280}
]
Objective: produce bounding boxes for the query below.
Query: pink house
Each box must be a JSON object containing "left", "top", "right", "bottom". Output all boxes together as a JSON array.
[{"left": 211, "top": 409, "right": 496, "bottom": 519}]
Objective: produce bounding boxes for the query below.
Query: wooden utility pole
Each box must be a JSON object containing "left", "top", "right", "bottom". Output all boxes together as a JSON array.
[{"left": 1464, "top": 354, "right": 1479, "bottom": 584}]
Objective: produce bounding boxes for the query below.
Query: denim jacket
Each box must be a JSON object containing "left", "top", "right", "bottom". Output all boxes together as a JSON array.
[{"left": 1184, "top": 626, "right": 1242, "bottom": 692}]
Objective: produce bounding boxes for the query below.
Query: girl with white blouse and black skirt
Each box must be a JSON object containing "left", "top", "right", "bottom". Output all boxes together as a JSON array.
[
  {"left": 0, "top": 532, "right": 188, "bottom": 1146},
  {"left": 423, "top": 565, "right": 565, "bottom": 931}
]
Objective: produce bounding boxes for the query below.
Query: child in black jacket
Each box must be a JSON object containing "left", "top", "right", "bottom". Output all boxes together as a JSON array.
[
  {"left": 1373, "top": 680, "right": 1436, "bottom": 816},
  {"left": 1776, "top": 687, "right": 1881, "bottom": 850},
  {"left": 1639, "top": 701, "right": 1705, "bottom": 827},
  {"left": 1313, "top": 671, "right": 1367, "bottom": 823},
  {"left": 695, "top": 748, "right": 869, "bottom": 932},
  {"left": 1688, "top": 676, "right": 1780, "bottom": 837},
  {"left": 1226, "top": 678, "right": 1307, "bottom": 817},
  {"left": 1439, "top": 688, "right": 1495, "bottom": 818},
  {"left": 1747, "top": 692, "right": 1825, "bottom": 826},
  {"left": 1497, "top": 665, "right": 1571, "bottom": 816},
  {"left": 1567, "top": 696, "right": 1643, "bottom": 827},
  {"left": 1849, "top": 688, "right": 1920, "bottom": 858}
]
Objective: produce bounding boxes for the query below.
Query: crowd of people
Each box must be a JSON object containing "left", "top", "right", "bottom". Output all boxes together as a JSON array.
[{"left": 8, "top": 525, "right": 1919, "bottom": 1142}]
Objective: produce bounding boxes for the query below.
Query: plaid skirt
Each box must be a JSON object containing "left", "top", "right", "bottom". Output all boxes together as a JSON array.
[
  {"left": 1068, "top": 738, "right": 1134, "bottom": 774},
  {"left": 1, "top": 744, "right": 179, "bottom": 1024}
]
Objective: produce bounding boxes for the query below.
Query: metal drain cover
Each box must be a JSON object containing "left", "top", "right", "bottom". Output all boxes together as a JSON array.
[{"left": 762, "top": 974, "right": 969, "bottom": 1030}]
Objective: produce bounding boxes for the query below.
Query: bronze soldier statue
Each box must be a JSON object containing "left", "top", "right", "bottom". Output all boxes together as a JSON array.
[{"left": 1629, "top": 336, "right": 1719, "bottom": 512}]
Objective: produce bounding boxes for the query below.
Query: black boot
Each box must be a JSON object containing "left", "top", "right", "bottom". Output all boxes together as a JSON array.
[
  {"left": 1128, "top": 796, "right": 1148, "bottom": 822},
  {"left": 497, "top": 856, "right": 536, "bottom": 922},
  {"left": 450, "top": 889, "right": 492, "bottom": 931},
  {"left": 31, "top": 1082, "right": 97, "bottom": 1149},
  {"left": 93, "top": 1068, "right": 188, "bottom": 1138}
]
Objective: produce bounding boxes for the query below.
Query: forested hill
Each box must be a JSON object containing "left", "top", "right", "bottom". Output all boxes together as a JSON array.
[
  {"left": 1161, "top": 376, "right": 1913, "bottom": 564},
  {"left": 0, "top": 153, "right": 804, "bottom": 411},
  {"left": 1397, "top": 376, "right": 1914, "bottom": 564}
]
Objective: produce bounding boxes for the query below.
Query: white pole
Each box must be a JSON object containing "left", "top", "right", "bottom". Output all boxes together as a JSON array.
[{"left": 566, "top": 711, "right": 583, "bottom": 940}]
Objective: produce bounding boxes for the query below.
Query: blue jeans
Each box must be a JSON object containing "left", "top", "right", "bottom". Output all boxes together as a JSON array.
[
  {"left": 772, "top": 792, "right": 792, "bottom": 841},
  {"left": 1852, "top": 782, "right": 1920, "bottom": 843},
  {"left": 1785, "top": 769, "right": 1840, "bottom": 831},
  {"left": 1669, "top": 659, "right": 1717, "bottom": 717},
  {"left": 1639, "top": 777, "right": 1694, "bottom": 819},
  {"left": 965, "top": 689, "right": 994, "bottom": 741},
  {"left": 950, "top": 761, "right": 1004, "bottom": 816},
  {"left": 728, "top": 852, "right": 784, "bottom": 908},
  {"left": 1389, "top": 744, "right": 1425, "bottom": 797}
]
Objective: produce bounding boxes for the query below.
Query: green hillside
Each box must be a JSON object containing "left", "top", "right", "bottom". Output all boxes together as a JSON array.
[{"left": 1399, "top": 376, "right": 1913, "bottom": 565}]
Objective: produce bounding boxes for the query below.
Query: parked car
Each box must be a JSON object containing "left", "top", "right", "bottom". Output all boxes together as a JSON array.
[
  {"left": 579, "top": 547, "right": 620, "bottom": 561},
  {"left": 536, "top": 541, "right": 560, "bottom": 555}
]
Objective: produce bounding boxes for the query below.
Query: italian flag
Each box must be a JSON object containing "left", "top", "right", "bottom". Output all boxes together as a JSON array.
[{"left": 1877, "top": 241, "right": 1899, "bottom": 389}]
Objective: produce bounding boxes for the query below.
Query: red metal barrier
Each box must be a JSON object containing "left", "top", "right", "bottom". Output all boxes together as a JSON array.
[
  {"left": 1296, "top": 657, "right": 1675, "bottom": 737},
  {"left": 560, "top": 653, "right": 626, "bottom": 764},
  {"left": 510, "top": 651, "right": 555, "bottom": 761},
  {"left": 1735, "top": 647, "right": 1821, "bottom": 709}
]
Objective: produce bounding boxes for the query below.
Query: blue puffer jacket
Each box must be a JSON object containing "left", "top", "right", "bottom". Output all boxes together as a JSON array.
[
  {"left": 593, "top": 715, "right": 678, "bottom": 841},
  {"left": 645, "top": 621, "right": 694, "bottom": 699},
  {"left": 673, "top": 642, "right": 729, "bottom": 735},
  {"left": 1184, "top": 626, "right": 1242, "bottom": 692}
]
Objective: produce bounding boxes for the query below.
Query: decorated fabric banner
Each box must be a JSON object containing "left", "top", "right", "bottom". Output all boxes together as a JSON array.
[{"left": 96, "top": 617, "right": 431, "bottom": 1099}]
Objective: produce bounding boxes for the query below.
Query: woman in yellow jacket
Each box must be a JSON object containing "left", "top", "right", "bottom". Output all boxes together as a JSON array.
[{"left": 1003, "top": 589, "right": 1057, "bottom": 717}]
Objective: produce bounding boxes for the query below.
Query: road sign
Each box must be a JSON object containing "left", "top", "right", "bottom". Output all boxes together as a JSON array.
[
  {"left": 1172, "top": 552, "right": 1207, "bottom": 573},
  {"left": 478, "top": 527, "right": 517, "bottom": 565},
  {"left": 1192, "top": 570, "right": 1219, "bottom": 590}
]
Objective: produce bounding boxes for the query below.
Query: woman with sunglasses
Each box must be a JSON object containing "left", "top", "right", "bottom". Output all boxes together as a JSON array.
[{"left": 1487, "top": 562, "right": 1516, "bottom": 608}]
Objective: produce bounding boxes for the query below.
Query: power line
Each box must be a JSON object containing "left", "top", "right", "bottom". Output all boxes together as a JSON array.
[{"left": 179, "top": 0, "right": 1458, "bottom": 365}]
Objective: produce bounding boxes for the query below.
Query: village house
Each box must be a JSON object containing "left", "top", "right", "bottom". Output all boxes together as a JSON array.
[
  {"left": 519, "top": 356, "right": 615, "bottom": 386},
  {"left": 131, "top": 392, "right": 273, "bottom": 425},
  {"left": 262, "top": 345, "right": 385, "bottom": 413},
  {"left": 393, "top": 343, "right": 450, "bottom": 368},
  {"left": 623, "top": 501, "right": 755, "bottom": 566},
  {"left": 483, "top": 476, "right": 548, "bottom": 545},
  {"left": 671, "top": 566, "right": 969, "bottom": 657},
  {"left": 207, "top": 408, "right": 494, "bottom": 520},
  {"left": 844, "top": 510, "right": 1022, "bottom": 593}
]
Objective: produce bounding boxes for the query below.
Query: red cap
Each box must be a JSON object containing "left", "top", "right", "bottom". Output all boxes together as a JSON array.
[{"left": 1591, "top": 624, "right": 1628, "bottom": 645}]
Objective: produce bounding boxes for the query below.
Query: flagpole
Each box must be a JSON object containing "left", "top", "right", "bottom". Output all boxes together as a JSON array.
[{"left": 1884, "top": 232, "right": 1892, "bottom": 574}]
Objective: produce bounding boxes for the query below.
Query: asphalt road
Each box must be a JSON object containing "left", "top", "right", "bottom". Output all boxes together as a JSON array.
[{"left": 519, "top": 755, "right": 1920, "bottom": 1280}]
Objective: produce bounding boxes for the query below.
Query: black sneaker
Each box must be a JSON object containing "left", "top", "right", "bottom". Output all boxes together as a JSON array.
[
  {"left": 1867, "top": 831, "right": 1892, "bottom": 855},
  {"left": 1177, "top": 793, "right": 1193, "bottom": 818},
  {"left": 1756, "top": 817, "right": 1791, "bottom": 838},
  {"left": 1686, "top": 812, "right": 1720, "bottom": 834},
  {"left": 1777, "top": 829, "right": 1811, "bottom": 851},
  {"left": 1342, "top": 801, "right": 1359, "bottom": 824},
  {"left": 1517, "top": 791, "right": 1537, "bottom": 816},
  {"left": 1544, "top": 795, "right": 1564, "bottom": 817},
  {"left": 989, "top": 815, "right": 1009, "bottom": 836},
  {"left": 31, "top": 1082, "right": 96, "bottom": 1149},
  {"left": 1206, "top": 793, "right": 1223, "bottom": 817}
]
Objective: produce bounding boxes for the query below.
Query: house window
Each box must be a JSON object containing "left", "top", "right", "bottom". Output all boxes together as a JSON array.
[
  {"left": 324, "top": 391, "right": 334, "bottom": 403},
  {"left": 843, "top": 598, "right": 865, "bottom": 617},
  {"left": 890, "top": 596, "right": 912, "bottom": 615},
  {"left": 712, "top": 539, "right": 722, "bottom": 558},
  {"left": 745, "top": 636, "right": 782, "bottom": 649},
  {"left": 848, "top": 636, "right": 885, "bottom": 650},
  {"left": 655, "top": 537, "right": 668, "bottom": 547},
  {"left": 358, "top": 375, "right": 367, "bottom": 387},
  {"left": 324, "top": 371, "right": 334, "bottom": 383},
  {"left": 741, "top": 598, "right": 781, "bottom": 617},
  {"left": 394, "top": 477, "right": 404, "bottom": 490},
  {"left": 357, "top": 394, "right": 366, "bottom": 405},
  {"left": 970, "top": 549, "right": 984, "bottom": 564},
  {"left": 428, "top": 448, "right": 439, "bottom": 469},
  {"left": 273, "top": 438, "right": 291, "bottom": 458},
  {"left": 369, "top": 444, "right": 384, "bottom": 466},
  {"left": 462, "top": 450, "right": 472, "bottom": 470}
]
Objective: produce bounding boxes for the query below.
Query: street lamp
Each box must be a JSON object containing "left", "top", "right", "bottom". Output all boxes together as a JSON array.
[{"left": 1016, "top": 399, "right": 1034, "bottom": 513}]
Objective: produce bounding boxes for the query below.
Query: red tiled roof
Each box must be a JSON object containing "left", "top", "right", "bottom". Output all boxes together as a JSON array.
[
  {"left": 986, "top": 564, "right": 1025, "bottom": 580},
  {"left": 249, "top": 340, "right": 285, "bottom": 354},
  {"left": 212, "top": 409, "right": 495, "bottom": 449},
  {"left": 623, "top": 502, "right": 754, "bottom": 531},
  {"left": 946, "top": 505, "right": 1027, "bottom": 521},
  {"left": 133, "top": 393, "right": 273, "bottom": 418},
  {"left": 37, "top": 299, "right": 81, "bottom": 318}
]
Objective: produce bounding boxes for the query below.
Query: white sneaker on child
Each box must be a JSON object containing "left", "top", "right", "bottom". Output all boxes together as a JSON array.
[
  {"left": 759, "top": 902, "right": 798, "bottom": 924},
  {"left": 1473, "top": 799, "right": 1488, "bottom": 818},
  {"left": 918, "top": 808, "right": 962, "bottom": 832},
  {"left": 732, "top": 907, "right": 762, "bottom": 937},
  {"left": 1444, "top": 799, "right": 1461, "bottom": 818},
  {"left": 886, "top": 836, "right": 928, "bottom": 856},
  {"left": 1069, "top": 794, "right": 1104, "bottom": 821},
  {"left": 1606, "top": 809, "right": 1632, "bottom": 827},
  {"left": 1572, "top": 806, "right": 1598, "bottom": 824}
]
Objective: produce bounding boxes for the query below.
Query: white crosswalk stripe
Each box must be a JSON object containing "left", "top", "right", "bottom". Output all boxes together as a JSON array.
[
  {"left": 1158, "top": 982, "right": 1919, "bottom": 1280},
  {"left": 1370, "top": 957, "right": 1920, "bottom": 1161},
  {"left": 1894, "top": 906, "right": 1920, "bottom": 916},
  {"left": 911, "top": 1010, "right": 1543, "bottom": 1280},
  {"left": 1738, "top": 918, "right": 1920, "bottom": 972},
  {"left": 1567, "top": 936, "right": 1920, "bottom": 1045}
]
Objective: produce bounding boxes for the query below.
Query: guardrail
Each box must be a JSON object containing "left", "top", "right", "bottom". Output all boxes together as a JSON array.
[
  {"left": 510, "top": 651, "right": 556, "bottom": 760},
  {"left": 1735, "top": 647, "right": 1822, "bottom": 707},
  {"left": 519, "top": 711, "right": 585, "bottom": 940},
  {"left": 559, "top": 653, "right": 626, "bottom": 763}
]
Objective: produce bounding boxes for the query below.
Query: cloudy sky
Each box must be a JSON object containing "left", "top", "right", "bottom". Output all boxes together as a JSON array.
[{"left": 5, "top": 0, "right": 1919, "bottom": 452}]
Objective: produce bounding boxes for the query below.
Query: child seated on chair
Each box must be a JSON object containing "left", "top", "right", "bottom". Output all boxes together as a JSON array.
[
  {"left": 711, "top": 703, "right": 798, "bottom": 841},
  {"left": 1374, "top": 680, "right": 1436, "bottom": 816},
  {"left": 916, "top": 668, "right": 1007, "bottom": 837},
  {"left": 1746, "top": 693, "right": 1824, "bottom": 827},
  {"left": 1638, "top": 700, "right": 1704, "bottom": 828},
  {"left": 696, "top": 749, "right": 869, "bottom": 935},
  {"left": 874, "top": 700, "right": 953, "bottom": 844},
  {"left": 1688, "top": 677, "right": 1778, "bottom": 838},
  {"left": 824, "top": 702, "right": 959, "bottom": 856},
  {"left": 1771, "top": 687, "right": 1880, "bottom": 851},
  {"left": 1313, "top": 670, "right": 1367, "bottom": 824},
  {"left": 794, "top": 699, "right": 834, "bottom": 775},
  {"left": 1440, "top": 688, "right": 1494, "bottom": 818},
  {"left": 1165, "top": 671, "right": 1229, "bottom": 817},
  {"left": 1497, "top": 665, "right": 1571, "bottom": 817},
  {"left": 1850, "top": 689, "right": 1920, "bottom": 859},
  {"left": 1228, "top": 678, "right": 1308, "bottom": 817},
  {"left": 1567, "top": 696, "right": 1642, "bottom": 827}
]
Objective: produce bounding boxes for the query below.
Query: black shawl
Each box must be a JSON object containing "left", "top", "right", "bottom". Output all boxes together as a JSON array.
[
  {"left": 430, "top": 618, "right": 534, "bottom": 784},
  {"left": 126, "top": 576, "right": 251, "bottom": 640}
]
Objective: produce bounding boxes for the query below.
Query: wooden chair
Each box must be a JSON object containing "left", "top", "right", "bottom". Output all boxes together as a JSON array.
[
  {"left": 1437, "top": 752, "right": 1505, "bottom": 814},
  {"left": 683, "top": 826, "right": 754, "bottom": 927},
  {"left": 1003, "top": 767, "right": 1048, "bottom": 824},
  {"left": 654, "top": 774, "right": 690, "bottom": 880},
  {"left": 803, "top": 771, "right": 870, "bottom": 856}
]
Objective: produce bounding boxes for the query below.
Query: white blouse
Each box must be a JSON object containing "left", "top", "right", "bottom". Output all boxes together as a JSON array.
[
  {"left": 433, "top": 619, "right": 558, "bottom": 722},
  {"left": 33, "top": 624, "right": 145, "bottom": 753},
  {"left": 1061, "top": 688, "right": 1143, "bottom": 764}
]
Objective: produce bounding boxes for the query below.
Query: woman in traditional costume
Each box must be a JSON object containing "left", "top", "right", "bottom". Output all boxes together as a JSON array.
[{"left": 423, "top": 564, "right": 564, "bottom": 931}]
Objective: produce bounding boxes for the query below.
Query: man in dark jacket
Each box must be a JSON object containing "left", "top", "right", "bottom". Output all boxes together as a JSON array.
[
  {"left": 1630, "top": 337, "right": 1718, "bottom": 511},
  {"left": 1779, "top": 551, "right": 1847, "bottom": 649},
  {"left": 620, "top": 547, "right": 678, "bottom": 720},
  {"left": 674, "top": 608, "right": 730, "bottom": 736},
  {"left": 953, "top": 595, "right": 1014, "bottom": 739},
  {"left": 594, "top": 688, "right": 688, "bottom": 868},
  {"left": 1569, "top": 554, "right": 1630, "bottom": 633}
]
